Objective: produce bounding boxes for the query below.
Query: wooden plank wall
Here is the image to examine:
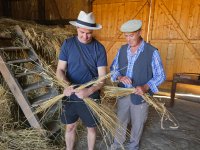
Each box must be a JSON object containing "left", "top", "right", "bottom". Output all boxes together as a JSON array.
[
  {"left": 0, "top": 1, "right": 2, "bottom": 16},
  {"left": 10, "top": 0, "right": 39, "bottom": 20},
  {"left": 45, "top": 0, "right": 90, "bottom": 20},
  {"left": 92, "top": 0, "right": 200, "bottom": 81},
  {"left": 0, "top": 0, "right": 90, "bottom": 20}
]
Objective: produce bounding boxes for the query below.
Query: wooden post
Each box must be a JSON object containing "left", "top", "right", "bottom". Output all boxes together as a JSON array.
[
  {"left": 146, "top": 0, "right": 155, "bottom": 43},
  {"left": 2, "top": 0, "right": 11, "bottom": 17},
  {"left": 170, "top": 75, "right": 177, "bottom": 107},
  {"left": 88, "top": 0, "right": 94, "bottom": 12},
  {"left": 38, "top": 0, "right": 45, "bottom": 20}
]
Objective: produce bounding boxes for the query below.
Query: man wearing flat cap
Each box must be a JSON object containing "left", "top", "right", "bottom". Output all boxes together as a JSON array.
[
  {"left": 110, "top": 20, "right": 166, "bottom": 150},
  {"left": 56, "top": 11, "right": 107, "bottom": 150}
]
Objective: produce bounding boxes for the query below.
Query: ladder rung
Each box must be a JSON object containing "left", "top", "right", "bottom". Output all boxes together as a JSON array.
[
  {"left": 23, "top": 81, "right": 51, "bottom": 92},
  {"left": 31, "top": 91, "right": 58, "bottom": 107},
  {"left": 15, "top": 70, "right": 42, "bottom": 78},
  {"left": 0, "top": 47, "right": 30, "bottom": 51},
  {"left": 7, "top": 58, "right": 37, "bottom": 64}
]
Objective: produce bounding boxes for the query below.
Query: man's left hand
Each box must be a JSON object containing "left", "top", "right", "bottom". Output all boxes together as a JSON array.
[{"left": 134, "top": 84, "right": 149, "bottom": 96}]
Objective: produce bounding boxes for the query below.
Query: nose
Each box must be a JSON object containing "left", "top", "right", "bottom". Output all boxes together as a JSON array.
[
  {"left": 126, "top": 36, "right": 131, "bottom": 42},
  {"left": 83, "top": 33, "right": 87, "bottom": 39}
]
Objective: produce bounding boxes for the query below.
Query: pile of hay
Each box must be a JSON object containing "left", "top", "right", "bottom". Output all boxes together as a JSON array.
[
  {"left": 0, "top": 18, "right": 76, "bottom": 67},
  {"left": 0, "top": 129, "right": 63, "bottom": 149},
  {"left": 0, "top": 84, "right": 15, "bottom": 131},
  {"left": 0, "top": 18, "right": 77, "bottom": 149}
]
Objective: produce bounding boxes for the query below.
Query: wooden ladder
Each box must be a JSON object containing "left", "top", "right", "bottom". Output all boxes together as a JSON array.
[{"left": 0, "top": 25, "right": 60, "bottom": 132}]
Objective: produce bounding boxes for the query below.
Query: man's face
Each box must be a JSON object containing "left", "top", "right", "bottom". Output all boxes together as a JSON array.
[
  {"left": 124, "top": 30, "right": 141, "bottom": 47},
  {"left": 77, "top": 27, "right": 93, "bottom": 44}
]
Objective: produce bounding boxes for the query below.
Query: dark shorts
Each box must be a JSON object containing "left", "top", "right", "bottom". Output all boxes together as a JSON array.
[{"left": 61, "top": 94, "right": 99, "bottom": 127}]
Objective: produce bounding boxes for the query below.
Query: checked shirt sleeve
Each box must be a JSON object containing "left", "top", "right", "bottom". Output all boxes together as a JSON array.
[{"left": 147, "top": 50, "right": 166, "bottom": 93}]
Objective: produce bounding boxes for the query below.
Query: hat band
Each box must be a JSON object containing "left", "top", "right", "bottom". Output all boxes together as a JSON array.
[{"left": 77, "top": 19, "right": 96, "bottom": 27}]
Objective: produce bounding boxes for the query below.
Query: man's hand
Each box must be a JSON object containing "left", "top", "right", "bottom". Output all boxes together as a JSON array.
[
  {"left": 74, "top": 88, "right": 92, "bottom": 99},
  {"left": 63, "top": 86, "right": 75, "bottom": 96},
  {"left": 118, "top": 76, "right": 132, "bottom": 85},
  {"left": 134, "top": 84, "right": 149, "bottom": 96}
]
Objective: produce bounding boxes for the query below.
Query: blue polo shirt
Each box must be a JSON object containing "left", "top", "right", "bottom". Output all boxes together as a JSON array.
[{"left": 59, "top": 36, "right": 107, "bottom": 85}]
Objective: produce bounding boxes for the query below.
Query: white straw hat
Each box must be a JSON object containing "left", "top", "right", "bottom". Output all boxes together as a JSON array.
[
  {"left": 120, "top": 20, "right": 142, "bottom": 32},
  {"left": 69, "top": 11, "right": 102, "bottom": 30}
]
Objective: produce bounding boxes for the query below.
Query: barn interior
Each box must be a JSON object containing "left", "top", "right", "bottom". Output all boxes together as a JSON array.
[{"left": 0, "top": 0, "right": 200, "bottom": 149}]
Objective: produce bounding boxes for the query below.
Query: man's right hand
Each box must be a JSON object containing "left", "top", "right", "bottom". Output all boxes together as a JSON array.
[
  {"left": 118, "top": 76, "right": 132, "bottom": 85},
  {"left": 63, "top": 86, "right": 75, "bottom": 96}
]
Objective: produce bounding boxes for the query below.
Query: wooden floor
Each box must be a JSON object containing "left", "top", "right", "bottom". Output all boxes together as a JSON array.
[
  {"left": 74, "top": 98, "right": 200, "bottom": 150},
  {"left": 140, "top": 98, "right": 200, "bottom": 150}
]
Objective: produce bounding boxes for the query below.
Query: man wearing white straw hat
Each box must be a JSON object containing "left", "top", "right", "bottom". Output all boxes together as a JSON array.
[
  {"left": 56, "top": 11, "right": 107, "bottom": 150},
  {"left": 110, "top": 20, "right": 166, "bottom": 150}
]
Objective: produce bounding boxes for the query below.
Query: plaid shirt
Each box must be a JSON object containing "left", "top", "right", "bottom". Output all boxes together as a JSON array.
[{"left": 110, "top": 40, "right": 166, "bottom": 93}]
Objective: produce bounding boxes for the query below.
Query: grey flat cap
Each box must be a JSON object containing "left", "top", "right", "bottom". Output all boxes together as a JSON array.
[{"left": 120, "top": 20, "right": 142, "bottom": 32}]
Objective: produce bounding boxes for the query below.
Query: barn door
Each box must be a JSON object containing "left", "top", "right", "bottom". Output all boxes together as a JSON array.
[{"left": 92, "top": 0, "right": 200, "bottom": 81}]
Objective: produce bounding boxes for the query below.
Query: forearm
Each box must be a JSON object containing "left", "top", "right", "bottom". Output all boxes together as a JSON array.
[
  {"left": 56, "top": 69, "right": 69, "bottom": 83},
  {"left": 146, "top": 77, "right": 165, "bottom": 93},
  {"left": 88, "top": 66, "right": 106, "bottom": 94}
]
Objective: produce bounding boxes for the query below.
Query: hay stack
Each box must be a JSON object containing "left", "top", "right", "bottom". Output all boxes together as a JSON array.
[
  {"left": 0, "top": 129, "right": 63, "bottom": 149},
  {"left": 0, "top": 18, "right": 76, "bottom": 68},
  {"left": 0, "top": 84, "right": 15, "bottom": 131}
]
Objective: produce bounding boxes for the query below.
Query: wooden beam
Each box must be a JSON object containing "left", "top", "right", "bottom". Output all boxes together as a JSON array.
[
  {"left": 88, "top": 0, "right": 94, "bottom": 12},
  {"left": 146, "top": 0, "right": 155, "bottom": 42},
  {"left": 2, "top": 0, "right": 11, "bottom": 17},
  {"left": 159, "top": 0, "right": 200, "bottom": 60}
]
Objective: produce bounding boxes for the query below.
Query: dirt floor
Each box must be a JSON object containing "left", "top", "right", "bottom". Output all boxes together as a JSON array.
[{"left": 75, "top": 98, "right": 200, "bottom": 150}]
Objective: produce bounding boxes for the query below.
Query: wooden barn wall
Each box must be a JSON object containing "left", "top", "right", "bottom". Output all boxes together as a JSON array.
[
  {"left": 10, "top": 0, "right": 39, "bottom": 20},
  {"left": 45, "top": 0, "right": 90, "bottom": 20},
  {"left": 0, "top": 1, "right": 2, "bottom": 16},
  {"left": 0, "top": 0, "right": 90, "bottom": 20},
  {"left": 92, "top": 0, "right": 200, "bottom": 81}
]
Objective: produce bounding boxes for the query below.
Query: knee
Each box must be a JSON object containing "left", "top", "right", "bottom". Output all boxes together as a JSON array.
[
  {"left": 87, "top": 127, "right": 96, "bottom": 134},
  {"left": 66, "top": 124, "right": 76, "bottom": 133}
]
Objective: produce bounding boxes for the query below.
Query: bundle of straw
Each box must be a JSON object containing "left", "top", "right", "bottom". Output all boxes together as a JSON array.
[
  {"left": 104, "top": 86, "right": 179, "bottom": 129},
  {"left": 35, "top": 73, "right": 112, "bottom": 113},
  {"left": 34, "top": 71, "right": 126, "bottom": 149}
]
